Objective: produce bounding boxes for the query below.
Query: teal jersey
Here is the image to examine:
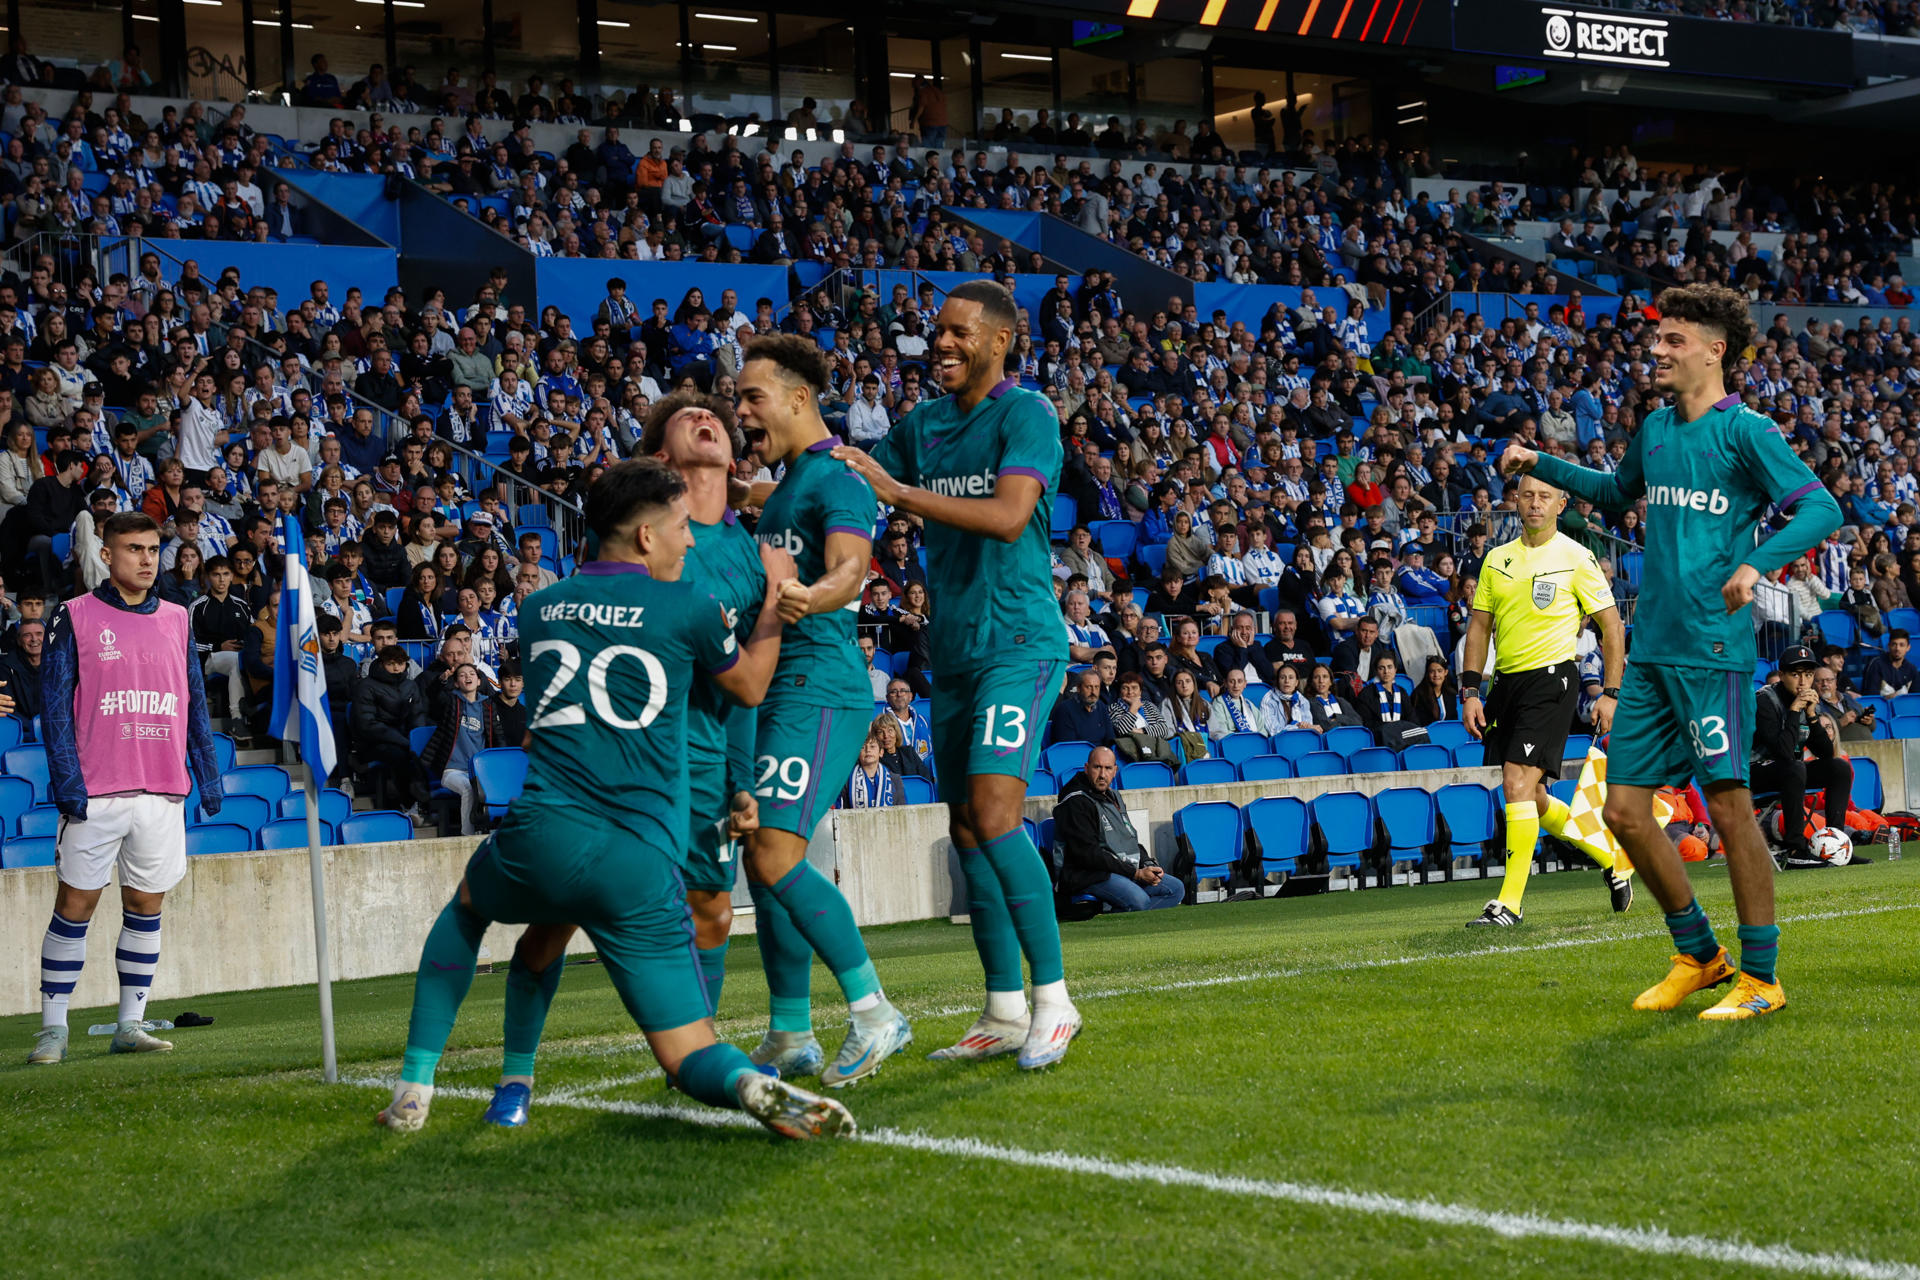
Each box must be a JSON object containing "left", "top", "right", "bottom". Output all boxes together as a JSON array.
[
  {"left": 685, "top": 510, "right": 766, "bottom": 814},
  {"left": 870, "top": 380, "right": 1069, "bottom": 666},
  {"left": 516, "top": 562, "right": 741, "bottom": 852},
  {"left": 1531, "top": 394, "right": 1840, "bottom": 672},
  {"left": 755, "top": 437, "right": 875, "bottom": 709}
]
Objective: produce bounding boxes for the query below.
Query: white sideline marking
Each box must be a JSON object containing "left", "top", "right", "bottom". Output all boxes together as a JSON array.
[{"left": 348, "top": 1076, "right": 1920, "bottom": 1280}]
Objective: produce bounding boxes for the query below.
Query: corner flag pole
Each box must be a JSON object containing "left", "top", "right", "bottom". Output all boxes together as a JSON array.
[{"left": 271, "top": 513, "right": 341, "bottom": 1084}]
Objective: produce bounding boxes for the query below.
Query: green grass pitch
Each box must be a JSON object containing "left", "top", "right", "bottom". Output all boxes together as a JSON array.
[{"left": 5, "top": 860, "right": 1919, "bottom": 1280}]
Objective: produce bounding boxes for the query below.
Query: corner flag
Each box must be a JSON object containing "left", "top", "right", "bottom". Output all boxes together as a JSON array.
[
  {"left": 270, "top": 513, "right": 337, "bottom": 780},
  {"left": 270, "top": 511, "right": 341, "bottom": 1083}
]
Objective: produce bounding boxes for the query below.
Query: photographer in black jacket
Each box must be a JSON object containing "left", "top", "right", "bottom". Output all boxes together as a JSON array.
[{"left": 1752, "top": 645, "right": 1855, "bottom": 864}]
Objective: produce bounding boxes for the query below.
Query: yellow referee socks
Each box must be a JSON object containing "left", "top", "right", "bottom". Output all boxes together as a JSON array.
[
  {"left": 1497, "top": 800, "right": 1539, "bottom": 912},
  {"left": 1540, "top": 795, "right": 1613, "bottom": 869}
]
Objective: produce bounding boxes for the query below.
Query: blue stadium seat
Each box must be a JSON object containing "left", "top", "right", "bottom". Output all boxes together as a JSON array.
[
  {"left": 1310, "top": 791, "right": 1373, "bottom": 875},
  {"left": 1, "top": 835, "right": 56, "bottom": 868},
  {"left": 212, "top": 733, "right": 237, "bottom": 776},
  {"left": 1400, "top": 743, "right": 1452, "bottom": 771},
  {"left": 1090, "top": 520, "right": 1138, "bottom": 559},
  {"left": 385, "top": 587, "right": 406, "bottom": 613},
  {"left": 1294, "top": 751, "right": 1345, "bottom": 778},
  {"left": 1373, "top": 787, "right": 1436, "bottom": 871},
  {"left": 1269, "top": 729, "right": 1323, "bottom": 763},
  {"left": 1893, "top": 716, "right": 1920, "bottom": 739},
  {"left": 341, "top": 811, "right": 416, "bottom": 844},
  {"left": 0, "top": 774, "right": 34, "bottom": 836},
  {"left": 185, "top": 824, "right": 252, "bottom": 857},
  {"left": 1452, "top": 741, "right": 1484, "bottom": 767},
  {"left": 1244, "top": 795, "right": 1309, "bottom": 877},
  {"left": 0, "top": 716, "right": 23, "bottom": 753},
  {"left": 1117, "top": 760, "right": 1174, "bottom": 790},
  {"left": 1216, "top": 732, "right": 1268, "bottom": 768},
  {"left": 223, "top": 765, "right": 291, "bottom": 804},
  {"left": 1620, "top": 551, "right": 1643, "bottom": 587},
  {"left": 1178, "top": 758, "right": 1237, "bottom": 786},
  {"left": 210, "top": 794, "right": 272, "bottom": 841},
  {"left": 1050, "top": 495, "right": 1076, "bottom": 540},
  {"left": 1436, "top": 782, "right": 1498, "bottom": 865},
  {"left": 898, "top": 775, "right": 936, "bottom": 805},
  {"left": 259, "top": 818, "right": 335, "bottom": 850},
  {"left": 1043, "top": 741, "right": 1094, "bottom": 778},
  {"left": 1173, "top": 800, "right": 1242, "bottom": 884},
  {"left": 1138, "top": 543, "right": 1168, "bottom": 576},
  {"left": 1323, "top": 726, "right": 1373, "bottom": 758},
  {"left": 409, "top": 725, "right": 435, "bottom": 756},
  {"left": 1027, "top": 767, "right": 1057, "bottom": 798},
  {"left": 1424, "top": 721, "right": 1470, "bottom": 751},
  {"left": 1563, "top": 734, "right": 1594, "bottom": 763},
  {"left": 1549, "top": 778, "right": 1576, "bottom": 807},
  {"left": 1893, "top": 694, "right": 1920, "bottom": 718},
  {"left": 2, "top": 744, "right": 51, "bottom": 804},
  {"left": 472, "top": 748, "right": 530, "bottom": 820},
  {"left": 1194, "top": 636, "right": 1228, "bottom": 659},
  {"left": 1346, "top": 746, "right": 1399, "bottom": 774},
  {"left": 1237, "top": 754, "right": 1293, "bottom": 782},
  {"left": 1887, "top": 608, "right": 1920, "bottom": 635},
  {"left": 17, "top": 806, "right": 57, "bottom": 839},
  {"left": 1850, "top": 756, "right": 1883, "bottom": 811},
  {"left": 1816, "top": 610, "right": 1856, "bottom": 649},
  {"left": 279, "top": 788, "right": 355, "bottom": 830}
]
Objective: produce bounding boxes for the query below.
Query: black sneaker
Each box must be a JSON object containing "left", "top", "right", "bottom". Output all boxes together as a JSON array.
[
  {"left": 1465, "top": 900, "right": 1521, "bottom": 928},
  {"left": 1604, "top": 867, "right": 1633, "bottom": 913}
]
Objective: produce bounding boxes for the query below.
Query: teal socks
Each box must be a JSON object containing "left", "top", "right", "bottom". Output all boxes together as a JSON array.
[
  {"left": 400, "top": 898, "right": 487, "bottom": 1087},
  {"left": 766, "top": 861, "right": 880, "bottom": 1005},
  {"left": 501, "top": 949, "right": 565, "bottom": 1080},
  {"left": 749, "top": 878, "right": 815, "bottom": 1032},
  {"left": 673, "top": 1041, "right": 755, "bottom": 1109},
  {"left": 1737, "top": 924, "right": 1780, "bottom": 985},
  {"left": 982, "top": 826, "right": 1065, "bottom": 987},
  {"left": 956, "top": 844, "right": 1024, "bottom": 994},
  {"left": 1664, "top": 899, "right": 1721, "bottom": 965},
  {"left": 697, "top": 941, "right": 729, "bottom": 1016}
]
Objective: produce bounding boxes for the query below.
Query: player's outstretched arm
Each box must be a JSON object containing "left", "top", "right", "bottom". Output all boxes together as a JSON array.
[
  {"left": 832, "top": 445, "right": 1042, "bottom": 544},
  {"left": 1521, "top": 437, "right": 1646, "bottom": 513}
]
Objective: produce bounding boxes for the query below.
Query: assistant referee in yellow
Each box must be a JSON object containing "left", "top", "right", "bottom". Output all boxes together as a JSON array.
[{"left": 1461, "top": 473, "right": 1628, "bottom": 927}]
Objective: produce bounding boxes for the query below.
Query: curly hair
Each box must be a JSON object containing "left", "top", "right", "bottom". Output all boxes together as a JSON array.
[
  {"left": 1654, "top": 283, "right": 1754, "bottom": 380},
  {"left": 743, "top": 332, "right": 831, "bottom": 394},
  {"left": 639, "top": 389, "right": 744, "bottom": 459}
]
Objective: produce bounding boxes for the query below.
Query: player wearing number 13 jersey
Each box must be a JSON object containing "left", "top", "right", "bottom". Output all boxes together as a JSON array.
[
  {"left": 837, "top": 280, "right": 1080, "bottom": 1070},
  {"left": 379, "top": 461, "right": 857, "bottom": 1142},
  {"left": 734, "top": 334, "right": 911, "bottom": 1089},
  {"left": 1508, "top": 284, "right": 1841, "bottom": 1023}
]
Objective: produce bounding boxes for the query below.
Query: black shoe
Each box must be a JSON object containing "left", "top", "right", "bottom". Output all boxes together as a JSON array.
[
  {"left": 1465, "top": 900, "right": 1521, "bottom": 928},
  {"left": 1604, "top": 867, "right": 1633, "bottom": 913}
]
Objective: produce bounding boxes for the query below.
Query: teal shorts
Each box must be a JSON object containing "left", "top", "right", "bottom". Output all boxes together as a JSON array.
[
  {"left": 753, "top": 697, "right": 870, "bottom": 839},
  {"left": 682, "top": 769, "right": 741, "bottom": 894},
  {"left": 462, "top": 804, "right": 711, "bottom": 1032},
  {"left": 1607, "top": 662, "right": 1754, "bottom": 791},
  {"left": 932, "top": 656, "right": 1068, "bottom": 802}
]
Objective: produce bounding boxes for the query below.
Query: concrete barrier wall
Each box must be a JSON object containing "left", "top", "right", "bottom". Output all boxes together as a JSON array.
[{"left": 3, "top": 740, "right": 1904, "bottom": 1017}]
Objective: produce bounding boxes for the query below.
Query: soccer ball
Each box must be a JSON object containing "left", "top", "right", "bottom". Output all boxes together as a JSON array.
[{"left": 1811, "top": 827, "right": 1854, "bottom": 866}]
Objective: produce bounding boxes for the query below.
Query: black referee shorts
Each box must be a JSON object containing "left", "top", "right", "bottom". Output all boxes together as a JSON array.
[{"left": 1482, "top": 660, "right": 1581, "bottom": 779}]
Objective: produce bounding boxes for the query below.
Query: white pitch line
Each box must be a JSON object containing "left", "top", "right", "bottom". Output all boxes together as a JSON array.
[{"left": 345, "top": 1077, "right": 1920, "bottom": 1280}]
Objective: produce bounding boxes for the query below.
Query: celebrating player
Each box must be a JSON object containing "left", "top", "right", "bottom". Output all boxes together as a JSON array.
[
  {"left": 1460, "top": 474, "right": 1628, "bottom": 927},
  {"left": 835, "top": 280, "right": 1081, "bottom": 1069},
  {"left": 378, "top": 461, "right": 855, "bottom": 1141},
  {"left": 1503, "top": 283, "right": 1841, "bottom": 1019},
  {"left": 481, "top": 392, "right": 766, "bottom": 1128},
  {"left": 734, "top": 335, "right": 912, "bottom": 1087},
  {"left": 28, "top": 511, "right": 226, "bottom": 1065}
]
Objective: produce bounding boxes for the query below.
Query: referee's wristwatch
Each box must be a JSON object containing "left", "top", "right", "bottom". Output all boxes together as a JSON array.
[{"left": 1601, "top": 687, "right": 1620, "bottom": 699}]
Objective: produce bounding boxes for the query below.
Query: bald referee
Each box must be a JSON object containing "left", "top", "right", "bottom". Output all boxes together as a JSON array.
[{"left": 1461, "top": 474, "right": 1628, "bottom": 927}]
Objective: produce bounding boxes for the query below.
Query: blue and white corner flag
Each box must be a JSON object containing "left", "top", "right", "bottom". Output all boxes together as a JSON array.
[{"left": 270, "top": 512, "right": 337, "bottom": 781}]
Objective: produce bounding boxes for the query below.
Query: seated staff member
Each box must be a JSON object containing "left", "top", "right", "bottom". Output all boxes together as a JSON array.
[{"left": 1751, "top": 645, "right": 1855, "bottom": 865}]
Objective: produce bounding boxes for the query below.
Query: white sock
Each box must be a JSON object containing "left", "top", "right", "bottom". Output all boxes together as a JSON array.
[
  {"left": 500, "top": 1074, "right": 533, "bottom": 1089},
  {"left": 986, "top": 989, "right": 1029, "bottom": 1021},
  {"left": 1031, "top": 979, "right": 1072, "bottom": 1014},
  {"left": 848, "top": 992, "right": 883, "bottom": 1014},
  {"left": 115, "top": 910, "right": 162, "bottom": 1026},
  {"left": 40, "top": 911, "right": 88, "bottom": 1031}
]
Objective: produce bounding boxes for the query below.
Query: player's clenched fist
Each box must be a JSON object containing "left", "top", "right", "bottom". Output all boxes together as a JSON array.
[
  {"left": 727, "top": 790, "right": 760, "bottom": 838},
  {"left": 1720, "top": 563, "right": 1759, "bottom": 614},
  {"left": 776, "top": 578, "right": 812, "bottom": 622},
  {"left": 1500, "top": 444, "right": 1538, "bottom": 476}
]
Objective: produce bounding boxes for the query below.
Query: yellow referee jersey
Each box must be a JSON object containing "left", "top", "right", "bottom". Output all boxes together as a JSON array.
[{"left": 1470, "top": 531, "right": 1615, "bottom": 674}]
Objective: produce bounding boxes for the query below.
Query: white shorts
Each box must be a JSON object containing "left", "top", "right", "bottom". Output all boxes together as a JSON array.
[{"left": 56, "top": 794, "right": 189, "bottom": 894}]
